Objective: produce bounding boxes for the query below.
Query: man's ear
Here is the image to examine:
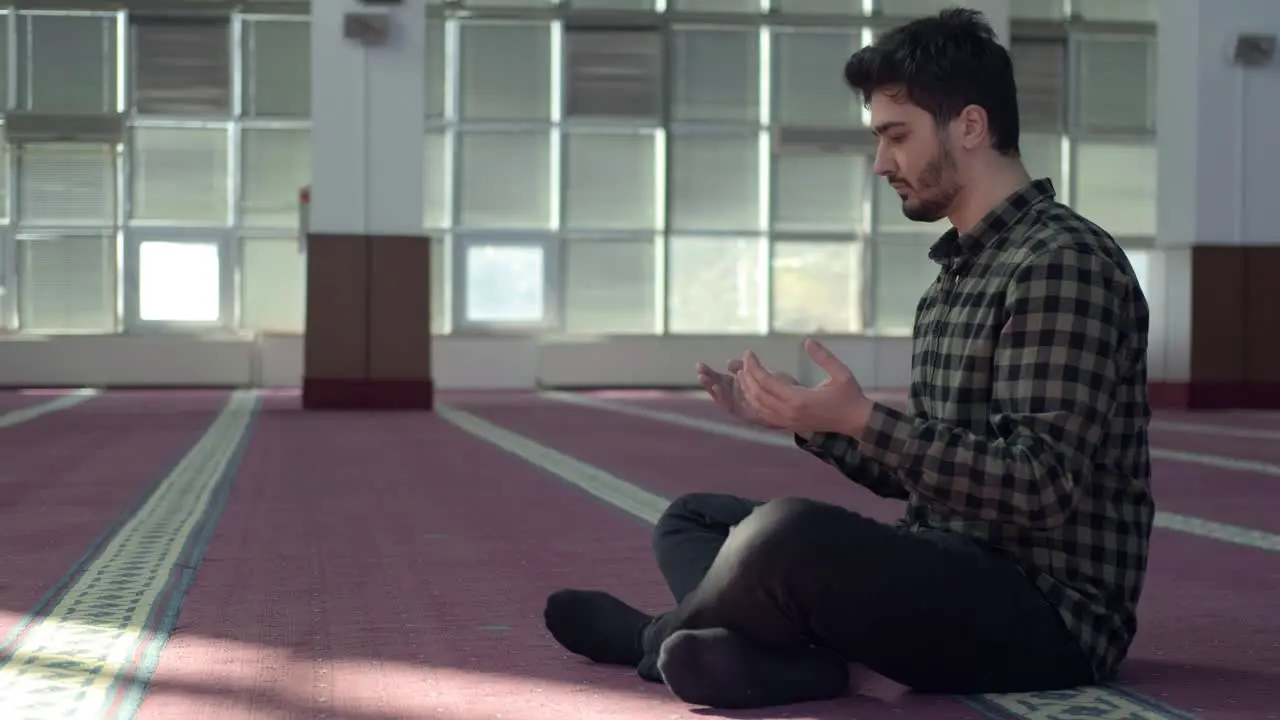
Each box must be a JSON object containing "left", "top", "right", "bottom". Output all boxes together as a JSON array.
[{"left": 956, "top": 104, "right": 989, "bottom": 151}]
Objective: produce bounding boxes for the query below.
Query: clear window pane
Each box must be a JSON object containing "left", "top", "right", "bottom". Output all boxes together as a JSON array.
[
  {"left": 1074, "top": 37, "right": 1155, "bottom": 132},
  {"left": 424, "top": 130, "right": 450, "bottom": 229},
  {"left": 672, "top": 0, "right": 762, "bottom": 10},
  {"left": 17, "top": 13, "right": 117, "bottom": 114},
  {"left": 425, "top": 18, "right": 445, "bottom": 119},
  {"left": 242, "top": 18, "right": 310, "bottom": 118},
  {"left": 1121, "top": 248, "right": 1150, "bottom": 295},
  {"left": 17, "top": 234, "right": 116, "bottom": 333},
  {"left": 878, "top": 0, "right": 1064, "bottom": 15},
  {"left": 131, "top": 127, "right": 230, "bottom": 224},
  {"left": 872, "top": 232, "right": 937, "bottom": 335},
  {"left": 572, "top": 0, "right": 656, "bottom": 8},
  {"left": 138, "top": 241, "right": 221, "bottom": 323},
  {"left": 464, "top": 0, "right": 554, "bottom": 5},
  {"left": 132, "top": 18, "right": 232, "bottom": 115},
  {"left": 773, "top": 152, "right": 868, "bottom": 233},
  {"left": 771, "top": 239, "right": 864, "bottom": 334},
  {"left": 1073, "top": 141, "right": 1156, "bottom": 238},
  {"left": 564, "top": 132, "right": 657, "bottom": 231},
  {"left": 462, "top": 243, "right": 547, "bottom": 324},
  {"left": 456, "top": 130, "right": 552, "bottom": 228},
  {"left": 459, "top": 21, "right": 552, "bottom": 121},
  {"left": 18, "top": 143, "right": 116, "bottom": 227},
  {"left": 1074, "top": 0, "right": 1154, "bottom": 21},
  {"left": 668, "top": 132, "right": 761, "bottom": 232},
  {"left": 667, "top": 234, "right": 764, "bottom": 334},
  {"left": 879, "top": 0, "right": 971, "bottom": 15},
  {"left": 0, "top": 15, "right": 10, "bottom": 110},
  {"left": 0, "top": 144, "right": 10, "bottom": 220},
  {"left": 241, "top": 128, "right": 310, "bottom": 228},
  {"left": 1011, "top": 0, "right": 1065, "bottom": 18},
  {"left": 671, "top": 27, "right": 760, "bottom": 123},
  {"left": 565, "top": 236, "right": 658, "bottom": 334},
  {"left": 1013, "top": 39, "right": 1066, "bottom": 132},
  {"left": 1008, "top": 0, "right": 1059, "bottom": 17},
  {"left": 1020, "top": 132, "right": 1067, "bottom": 203},
  {"left": 772, "top": 29, "right": 865, "bottom": 128},
  {"left": 773, "top": 0, "right": 866, "bottom": 13},
  {"left": 240, "top": 237, "right": 305, "bottom": 332},
  {"left": 564, "top": 28, "right": 663, "bottom": 120}
]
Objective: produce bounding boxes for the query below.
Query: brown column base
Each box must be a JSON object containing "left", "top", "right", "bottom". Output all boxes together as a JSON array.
[
  {"left": 1165, "top": 244, "right": 1280, "bottom": 410},
  {"left": 1149, "top": 381, "right": 1280, "bottom": 410},
  {"left": 302, "top": 378, "right": 435, "bottom": 410},
  {"left": 302, "top": 233, "right": 434, "bottom": 411}
]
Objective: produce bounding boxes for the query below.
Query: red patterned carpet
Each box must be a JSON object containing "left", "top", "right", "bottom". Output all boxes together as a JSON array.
[
  {"left": 0, "top": 389, "right": 1275, "bottom": 719},
  {"left": 0, "top": 392, "right": 229, "bottom": 644}
]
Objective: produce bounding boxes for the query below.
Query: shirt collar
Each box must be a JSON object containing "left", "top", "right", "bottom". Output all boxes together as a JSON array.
[{"left": 927, "top": 178, "right": 1057, "bottom": 265}]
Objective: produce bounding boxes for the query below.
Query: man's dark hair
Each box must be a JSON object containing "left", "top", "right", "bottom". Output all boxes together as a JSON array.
[{"left": 844, "top": 8, "right": 1020, "bottom": 156}]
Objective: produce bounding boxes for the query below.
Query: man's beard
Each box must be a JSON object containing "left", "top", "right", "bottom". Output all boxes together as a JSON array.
[{"left": 894, "top": 140, "right": 960, "bottom": 223}]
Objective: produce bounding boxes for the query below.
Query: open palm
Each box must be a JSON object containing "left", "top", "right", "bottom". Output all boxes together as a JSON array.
[{"left": 696, "top": 359, "right": 796, "bottom": 429}]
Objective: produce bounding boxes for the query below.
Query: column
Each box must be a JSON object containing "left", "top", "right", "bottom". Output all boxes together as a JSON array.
[
  {"left": 1152, "top": 0, "right": 1280, "bottom": 409},
  {"left": 303, "top": 0, "right": 434, "bottom": 410}
]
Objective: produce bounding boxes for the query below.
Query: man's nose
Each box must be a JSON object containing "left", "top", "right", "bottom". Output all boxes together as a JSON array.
[{"left": 871, "top": 147, "right": 894, "bottom": 177}]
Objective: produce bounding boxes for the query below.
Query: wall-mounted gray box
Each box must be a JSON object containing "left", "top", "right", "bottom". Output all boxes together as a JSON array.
[{"left": 344, "top": 12, "right": 391, "bottom": 46}]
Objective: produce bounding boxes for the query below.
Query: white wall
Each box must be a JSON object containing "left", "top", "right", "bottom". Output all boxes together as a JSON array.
[
  {"left": 0, "top": 333, "right": 912, "bottom": 390},
  {"left": 0, "top": 244, "right": 1181, "bottom": 391},
  {"left": 0, "top": 325, "right": 1175, "bottom": 391}
]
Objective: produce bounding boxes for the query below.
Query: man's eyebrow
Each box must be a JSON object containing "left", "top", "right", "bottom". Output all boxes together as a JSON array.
[{"left": 871, "top": 121, "right": 908, "bottom": 136}]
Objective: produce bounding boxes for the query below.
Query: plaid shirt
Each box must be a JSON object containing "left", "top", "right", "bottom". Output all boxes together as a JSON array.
[{"left": 800, "top": 178, "right": 1154, "bottom": 682}]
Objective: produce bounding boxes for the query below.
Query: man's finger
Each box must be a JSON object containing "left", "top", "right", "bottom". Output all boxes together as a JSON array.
[
  {"left": 743, "top": 352, "right": 794, "bottom": 402},
  {"left": 804, "top": 338, "right": 853, "bottom": 381},
  {"left": 708, "top": 383, "right": 735, "bottom": 410},
  {"left": 726, "top": 358, "right": 744, "bottom": 373},
  {"left": 738, "top": 367, "right": 787, "bottom": 423}
]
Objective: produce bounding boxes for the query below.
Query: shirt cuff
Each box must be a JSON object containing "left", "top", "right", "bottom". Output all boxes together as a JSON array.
[
  {"left": 853, "top": 401, "right": 916, "bottom": 469},
  {"left": 795, "top": 431, "right": 839, "bottom": 454}
]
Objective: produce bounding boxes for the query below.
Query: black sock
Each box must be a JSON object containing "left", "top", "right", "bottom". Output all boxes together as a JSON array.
[
  {"left": 637, "top": 651, "right": 663, "bottom": 683},
  {"left": 635, "top": 610, "right": 672, "bottom": 683},
  {"left": 656, "top": 628, "right": 850, "bottom": 709},
  {"left": 543, "top": 589, "right": 652, "bottom": 667}
]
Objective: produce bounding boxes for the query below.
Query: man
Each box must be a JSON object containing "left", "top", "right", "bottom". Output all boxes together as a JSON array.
[{"left": 543, "top": 8, "right": 1154, "bottom": 710}]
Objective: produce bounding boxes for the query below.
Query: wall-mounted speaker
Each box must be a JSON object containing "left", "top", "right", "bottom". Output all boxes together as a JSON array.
[
  {"left": 344, "top": 12, "right": 391, "bottom": 46},
  {"left": 1232, "top": 33, "right": 1277, "bottom": 67}
]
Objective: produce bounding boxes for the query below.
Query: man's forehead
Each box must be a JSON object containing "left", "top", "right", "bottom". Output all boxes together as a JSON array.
[{"left": 868, "top": 88, "right": 931, "bottom": 121}]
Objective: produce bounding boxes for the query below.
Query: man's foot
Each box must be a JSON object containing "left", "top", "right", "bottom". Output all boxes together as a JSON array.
[
  {"left": 636, "top": 610, "right": 674, "bottom": 683},
  {"left": 543, "top": 589, "right": 653, "bottom": 667},
  {"left": 656, "top": 628, "right": 850, "bottom": 709}
]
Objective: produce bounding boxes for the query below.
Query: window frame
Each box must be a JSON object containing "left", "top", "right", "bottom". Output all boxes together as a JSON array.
[{"left": 0, "top": 225, "right": 15, "bottom": 331}]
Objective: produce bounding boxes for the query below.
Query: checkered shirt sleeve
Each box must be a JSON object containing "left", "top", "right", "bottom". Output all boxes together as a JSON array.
[
  {"left": 852, "top": 244, "right": 1131, "bottom": 529},
  {"left": 793, "top": 432, "right": 911, "bottom": 500}
]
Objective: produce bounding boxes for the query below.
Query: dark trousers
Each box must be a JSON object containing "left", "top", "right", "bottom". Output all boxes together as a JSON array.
[{"left": 648, "top": 493, "right": 1095, "bottom": 694}]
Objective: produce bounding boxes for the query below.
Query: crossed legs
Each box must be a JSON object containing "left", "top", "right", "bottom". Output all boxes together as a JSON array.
[{"left": 545, "top": 492, "right": 1094, "bottom": 709}]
